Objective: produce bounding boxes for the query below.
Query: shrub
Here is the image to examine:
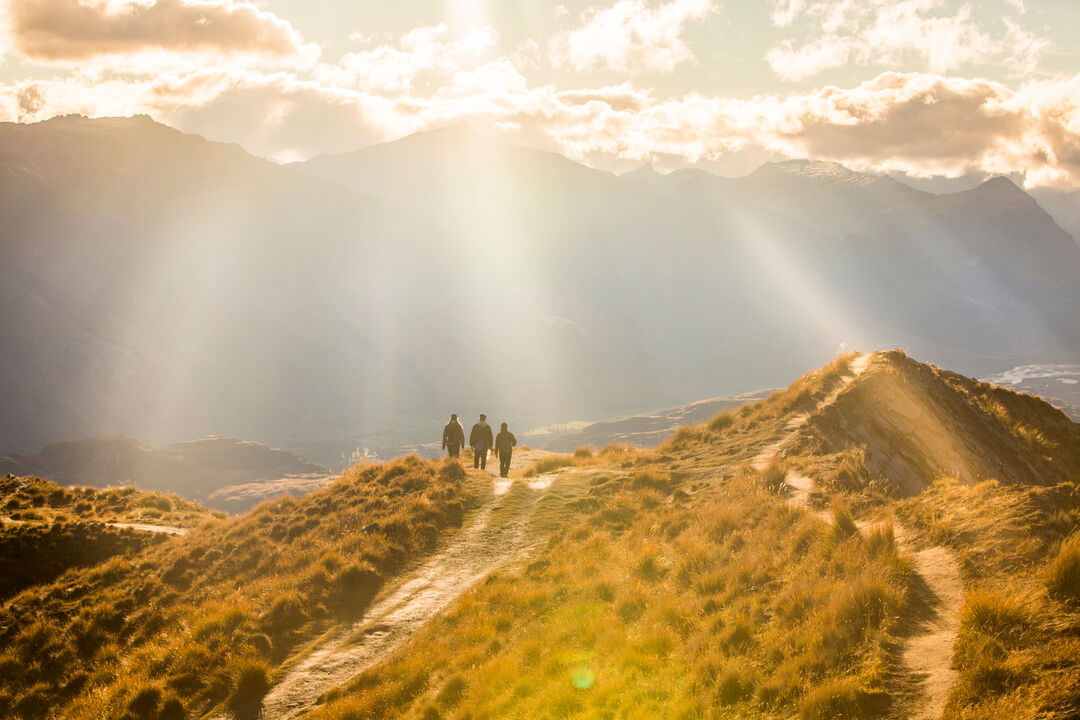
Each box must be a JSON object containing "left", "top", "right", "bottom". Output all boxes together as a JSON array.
[
  {"left": 715, "top": 662, "right": 755, "bottom": 705},
  {"left": 829, "top": 501, "right": 860, "bottom": 541},
  {"left": 708, "top": 411, "right": 736, "bottom": 433},
  {"left": 436, "top": 675, "right": 466, "bottom": 708},
  {"left": 127, "top": 687, "right": 162, "bottom": 718},
  {"left": 960, "top": 589, "right": 1031, "bottom": 643},
  {"left": 800, "top": 678, "right": 883, "bottom": 720},
  {"left": 228, "top": 659, "right": 270, "bottom": 709},
  {"left": 759, "top": 461, "right": 788, "bottom": 494},
  {"left": 573, "top": 447, "right": 594, "bottom": 459},
  {"left": 1045, "top": 533, "right": 1080, "bottom": 605}
]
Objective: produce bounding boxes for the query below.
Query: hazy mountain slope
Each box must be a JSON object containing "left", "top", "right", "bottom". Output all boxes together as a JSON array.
[
  {"left": 0, "top": 436, "right": 331, "bottom": 510},
  {"left": 1031, "top": 187, "right": 1080, "bottom": 249},
  {"left": 3, "top": 117, "right": 1079, "bottom": 468}
]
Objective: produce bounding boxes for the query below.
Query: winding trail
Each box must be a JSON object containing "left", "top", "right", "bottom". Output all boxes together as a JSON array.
[
  {"left": 752, "top": 353, "right": 962, "bottom": 719},
  {"left": 218, "top": 456, "right": 552, "bottom": 720}
]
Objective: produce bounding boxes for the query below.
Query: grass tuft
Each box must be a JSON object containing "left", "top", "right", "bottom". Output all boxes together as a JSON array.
[{"left": 1044, "top": 533, "right": 1080, "bottom": 605}]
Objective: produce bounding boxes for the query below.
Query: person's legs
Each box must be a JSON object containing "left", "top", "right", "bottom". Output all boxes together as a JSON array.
[
  {"left": 473, "top": 448, "right": 480, "bottom": 468},
  {"left": 479, "top": 448, "right": 487, "bottom": 469},
  {"left": 500, "top": 454, "right": 511, "bottom": 478}
]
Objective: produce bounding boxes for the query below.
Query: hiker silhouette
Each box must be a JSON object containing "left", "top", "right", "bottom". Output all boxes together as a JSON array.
[
  {"left": 469, "top": 414, "right": 493, "bottom": 470},
  {"left": 494, "top": 422, "right": 517, "bottom": 478},
  {"left": 442, "top": 413, "right": 465, "bottom": 458}
]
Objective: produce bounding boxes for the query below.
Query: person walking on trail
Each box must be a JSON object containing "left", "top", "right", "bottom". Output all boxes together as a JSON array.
[
  {"left": 494, "top": 422, "right": 517, "bottom": 478},
  {"left": 442, "top": 413, "right": 465, "bottom": 458},
  {"left": 470, "top": 414, "right": 494, "bottom": 470}
]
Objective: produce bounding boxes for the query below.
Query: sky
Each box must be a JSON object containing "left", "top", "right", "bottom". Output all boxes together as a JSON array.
[{"left": 0, "top": 0, "right": 1079, "bottom": 186}]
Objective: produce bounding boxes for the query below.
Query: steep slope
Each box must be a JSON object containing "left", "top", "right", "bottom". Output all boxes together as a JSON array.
[{"left": 0, "top": 477, "right": 216, "bottom": 600}]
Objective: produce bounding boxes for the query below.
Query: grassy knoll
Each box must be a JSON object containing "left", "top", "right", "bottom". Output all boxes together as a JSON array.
[{"left": 0, "top": 457, "right": 480, "bottom": 720}]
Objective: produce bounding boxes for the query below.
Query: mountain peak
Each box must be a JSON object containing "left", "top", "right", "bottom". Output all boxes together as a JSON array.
[
  {"left": 752, "top": 159, "right": 878, "bottom": 187},
  {"left": 974, "top": 175, "right": 1026, "bottom": 195}
]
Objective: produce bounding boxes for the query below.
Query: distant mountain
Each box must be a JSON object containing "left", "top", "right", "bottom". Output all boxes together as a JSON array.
[
  {"left": 0, "top": 436, "right": 331, "bottom": 511},
  {"left": 2, "top": 116, "right": 1079, "bottom": 470}
]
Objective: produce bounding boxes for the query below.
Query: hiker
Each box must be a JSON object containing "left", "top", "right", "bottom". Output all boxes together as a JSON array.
[
  {"left": 494, "top": 422, "right": 517, "bottom": 478},
  {"left": 442, "top": 413, "right": 465, "bottom": 458},
  {"left": 470, "top": 414, "right": 493, "bottom": 470}
]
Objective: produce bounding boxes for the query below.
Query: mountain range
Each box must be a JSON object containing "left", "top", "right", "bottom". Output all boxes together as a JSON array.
[{"left": 2, "top": 116, "right": 1078, "bottom": 464}]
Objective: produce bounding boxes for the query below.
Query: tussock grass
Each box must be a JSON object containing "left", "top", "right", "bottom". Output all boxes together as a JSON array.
[{"left": 1045, "top": 533, "right": 1080, "bottom": 605}]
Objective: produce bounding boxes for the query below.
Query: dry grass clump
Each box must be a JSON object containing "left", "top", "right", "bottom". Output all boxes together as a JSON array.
[
  {"left": 1044, "top": 533, "right": 1080, "bottom": 605},
  {"left": 0, "top": 456, "right": 479, "bottom": 720}
]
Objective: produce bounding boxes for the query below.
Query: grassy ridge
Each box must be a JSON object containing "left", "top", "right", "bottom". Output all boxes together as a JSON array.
[
  {"left": 0, "top": 457, "right": 479, "bottom": 720},
  {"left": 1, "top": 476, "right": 220, "bottom": 527}
]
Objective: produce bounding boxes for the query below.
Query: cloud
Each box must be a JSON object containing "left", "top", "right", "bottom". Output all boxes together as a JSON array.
[
  {"left": 550, "top": 0, "right": 713, "bottom": 74},
  {"left": 6, "top": 0, "right": 318, "bottom": 66},
  {"left": 314, "top": 24, "right": 496, "bottom": 95},
  {"left": 766, "top": 0, "right": 1048, "bottom": 81},
  {"left": 2, "top": 43, "right": 1079, "bottom": 189},
  {"left": 770, "top": 0, "right": 807, "bottom": 28}
]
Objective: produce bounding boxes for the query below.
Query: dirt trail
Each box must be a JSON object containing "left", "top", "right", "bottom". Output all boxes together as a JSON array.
[
  {"left": 895, "top": 531, "right": 963, "bottom": 720},
  {"left": 752, "top": 352, "right": 962, "bottom": 719},
  {"left": 217, "top": 459, "right": 551, "bottom": 720}
]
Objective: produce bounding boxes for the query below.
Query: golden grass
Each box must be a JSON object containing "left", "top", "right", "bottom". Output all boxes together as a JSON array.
[{"left": 0, "top": 457, "right": 481, "bottom": 720}]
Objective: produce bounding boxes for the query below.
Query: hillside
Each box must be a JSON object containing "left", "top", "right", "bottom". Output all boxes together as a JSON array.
[
  {"left": 535, "top": 388, "right": 775, "bottom": 452},
  {"left": 2, "top": 351, "right": 1078, "bottom": 720},
  {"left": 3, "top": 117, "right": 1080, "bottom": 466},
  {"left": 0, "top": 436, "right": 332, "bottom": 512}
]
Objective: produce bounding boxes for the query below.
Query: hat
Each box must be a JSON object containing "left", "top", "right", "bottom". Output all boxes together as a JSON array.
[
  {"left": 450, "top": 413, "right": 457, "bottom": 420},
  {"left": 479, "top": 413, "right": 486, "bottom": 420}
]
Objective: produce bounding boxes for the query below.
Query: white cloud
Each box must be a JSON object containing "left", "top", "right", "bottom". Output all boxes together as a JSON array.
[
  {"left": 5, "top": 0, "right": 318, "bottom": 68},
  {"left": 315, "top": 24, "right": 496, "bottom": 95},
  {"left": 766, "top": 0, "right": 1048, "bottom": 81},
  {"left": 550, "top": 0, "right": 713, "bottom": 74},
  {"left": 771, "top": 0, "right": 807, "bottom": 28}
]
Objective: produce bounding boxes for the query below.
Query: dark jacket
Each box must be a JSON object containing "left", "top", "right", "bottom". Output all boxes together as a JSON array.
[
  {"left": 470, "top": 422, "right": 493, "bottom": 451},
  {"left": 495, "top": 431, "right": 517, "bottom": 457},
  {"left": 442, "top": 420, "right": 465, "bottom": 449}
]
